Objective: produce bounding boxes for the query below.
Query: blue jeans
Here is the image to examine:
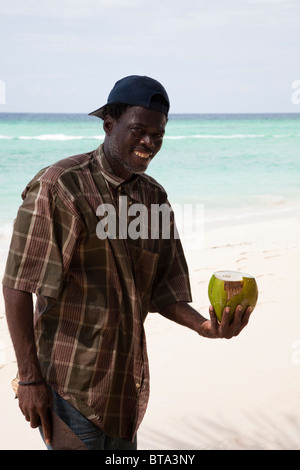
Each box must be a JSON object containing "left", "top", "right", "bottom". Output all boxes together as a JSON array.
[{"left": 40, "top": 389, "right": 137, "bottom": 450}]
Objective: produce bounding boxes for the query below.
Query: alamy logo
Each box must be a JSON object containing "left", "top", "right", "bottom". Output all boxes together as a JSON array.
[
  {"left": 291, "top": 80, "right": 300, "bottom": 105},
  {"left": 291, "top": 340, "right": 300, "bottom": 365},
  {"left": 96, "top": 196, "right": 204, "bottom": 242}
]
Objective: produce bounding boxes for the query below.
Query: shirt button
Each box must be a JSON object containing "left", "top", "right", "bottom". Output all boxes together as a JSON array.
[
  {"left": 128, "top": 200, "right": 133, "bottom": 205},
  {"left": 136, "top": 383, "right": 141, "bottom": 388}
]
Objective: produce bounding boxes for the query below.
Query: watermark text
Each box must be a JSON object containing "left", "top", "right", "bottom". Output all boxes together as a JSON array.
[
  {"left": 291, "top": 80, "right": 300, "bottom": 105},
  {"left": 96, "top": 196, "right": 204, "bottom": 243},
  {"left": 291, "top": 340, "right": 300, "bottom": 365}
]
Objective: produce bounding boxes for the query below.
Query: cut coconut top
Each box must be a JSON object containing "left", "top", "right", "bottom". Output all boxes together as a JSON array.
[{"left": 213, "top": 270, "right": 254, "bottom": 281}]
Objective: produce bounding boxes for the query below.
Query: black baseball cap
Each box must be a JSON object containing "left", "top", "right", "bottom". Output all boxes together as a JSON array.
[{"left": 89, "top": 75, "right": 170, "bottom": 119}]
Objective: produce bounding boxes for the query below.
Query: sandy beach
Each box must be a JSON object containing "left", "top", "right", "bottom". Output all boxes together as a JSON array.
[{"left": 1, "top": 212, "right": 300, "bottom": 450}]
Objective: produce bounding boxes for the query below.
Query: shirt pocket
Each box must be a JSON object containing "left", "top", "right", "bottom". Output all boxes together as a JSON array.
[{"left": 128, "top": 245, "right": 159, "bottom": 318}]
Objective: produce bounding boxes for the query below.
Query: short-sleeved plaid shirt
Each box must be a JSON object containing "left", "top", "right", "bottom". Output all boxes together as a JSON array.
[{"left": 3, "top": 144, "right": 192, "bottom": 441}]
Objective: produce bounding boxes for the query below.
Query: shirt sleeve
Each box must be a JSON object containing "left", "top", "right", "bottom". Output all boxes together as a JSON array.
[
  {"left": 149, "top": 207, "right": 192, "bottom": 312},
  {"left": 2, "top": 179, "right": 82, "bottom": 299}
]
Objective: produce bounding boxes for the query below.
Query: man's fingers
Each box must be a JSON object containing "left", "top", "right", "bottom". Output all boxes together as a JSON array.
[
  {"left": 229, "top": 305, "right": 252, "bottom": 337},
  {"left": 23, "top": 411, "right": 31, "bottom": 422},
  {"left": 29, "top": 412, "right": 41, "bottom": 429},
  {"left": 209, "top": 305, "right": 219, "bottom": 331},
  {"left": 204, "top": 304, "right": 253, "bottom": 339},
  {"left": 218, "top": 306, "right": 231, "bottom": 336},
  {"left": 40, "top": 410, "right": 52, "bottom": 445},
  {"left": 228, "top": 304, "right": 243, "bottom": 329},
  {"left": 241, "top": 306, "right": 252, "bottom": 327},
  {"left": 18, "top": 384, "right": 53, "bottom": 445}
]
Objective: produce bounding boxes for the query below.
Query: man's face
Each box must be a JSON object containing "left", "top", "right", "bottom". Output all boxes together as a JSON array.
[{"left": 103, "top": 106, "right": 167, "bottom": 179}]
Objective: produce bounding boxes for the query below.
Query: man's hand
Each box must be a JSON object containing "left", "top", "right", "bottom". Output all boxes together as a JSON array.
[
  {"left": 17, "top": 382, "right": 53, "bottom": 445},
  {"left": 199, "top": 305, "right": 252, "bottom": 339},
  {"left": 3, "top": 286, "right": 53, "bottom": 444},
  {"left": 159, "top": 300, "right": 252, "bottom": 339}
]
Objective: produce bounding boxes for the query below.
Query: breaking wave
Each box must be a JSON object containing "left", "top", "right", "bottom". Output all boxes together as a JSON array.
[
  {"left": 0, "top": 134, "right": 104, "bottom": 141},
  {"left": 165, "top": 133, "right": 300, "bottom": 140},
  {"left": 1, "top": 133, "right": 300, "bottom": 141}
]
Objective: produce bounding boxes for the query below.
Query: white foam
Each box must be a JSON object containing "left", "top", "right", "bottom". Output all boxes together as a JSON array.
[
  {"left": 214, "top": 270, "right": 254, "bottom": 281},
  {"left": 165, "top": 133, "right": 300, "bottom": 140},
  {"left": 165, "top": 134, "right": 265, "bottom": 140},
  {"left": 1, "top": 133, "right": 299, "bottom": 141},
  {"left": 18, "top": 134, "right": 103, "bottom": 141}
]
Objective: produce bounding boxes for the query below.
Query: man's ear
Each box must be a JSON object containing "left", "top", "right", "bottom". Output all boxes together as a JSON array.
[{"left": 103, "top": 115, "right": 115, "bottom": 136}]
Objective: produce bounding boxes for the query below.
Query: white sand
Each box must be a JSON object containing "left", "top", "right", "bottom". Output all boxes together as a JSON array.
[{"left": 1, "top": 213, "right": 300, "bottom": 450}]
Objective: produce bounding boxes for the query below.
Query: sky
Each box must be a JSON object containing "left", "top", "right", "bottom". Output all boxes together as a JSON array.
[{"left": 0, "top": 0, "right": 299, "bottom": 114}]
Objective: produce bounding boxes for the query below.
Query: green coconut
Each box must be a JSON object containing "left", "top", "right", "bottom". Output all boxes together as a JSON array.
[{"left": 208, "top": 270, "right": 258, "bottom": 322}]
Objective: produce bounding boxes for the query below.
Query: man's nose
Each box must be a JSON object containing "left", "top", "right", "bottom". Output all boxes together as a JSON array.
[{"left": 139, "top": 134, "right": 155, "bottom": 149}]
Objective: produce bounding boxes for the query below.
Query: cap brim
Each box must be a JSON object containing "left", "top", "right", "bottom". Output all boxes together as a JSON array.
[{"left": 88, "top": 106, "right": 105, "bottom": 119}]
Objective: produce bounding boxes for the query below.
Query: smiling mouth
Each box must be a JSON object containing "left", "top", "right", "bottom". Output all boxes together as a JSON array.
[{"left": 133, "top": 150, "right": 152, "bottom": 159}]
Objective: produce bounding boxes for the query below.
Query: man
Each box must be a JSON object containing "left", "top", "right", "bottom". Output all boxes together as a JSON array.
[{"left": 2, "top": 75, "right": 251, "bottom": 450}]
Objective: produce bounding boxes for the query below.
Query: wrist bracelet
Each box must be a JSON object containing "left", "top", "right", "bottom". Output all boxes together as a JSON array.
[{"left": 18, "top": 379, "right": 44, "bottom": 386}]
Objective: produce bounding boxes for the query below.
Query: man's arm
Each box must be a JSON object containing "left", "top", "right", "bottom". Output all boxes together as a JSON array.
[
  {"left": 159, "top": 301, "right": 252, "bottom": 339},
  {"left": 3, "top": 286, "right": 52, "bottom": 445}
]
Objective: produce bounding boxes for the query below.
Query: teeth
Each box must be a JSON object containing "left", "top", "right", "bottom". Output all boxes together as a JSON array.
[{"left": 134, "top": 151, "right": 151, "bottom": 159}]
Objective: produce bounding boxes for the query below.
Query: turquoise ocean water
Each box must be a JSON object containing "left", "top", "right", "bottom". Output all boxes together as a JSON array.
[{"left": 0, "top": 112, "right": 300, "bottom": 233}]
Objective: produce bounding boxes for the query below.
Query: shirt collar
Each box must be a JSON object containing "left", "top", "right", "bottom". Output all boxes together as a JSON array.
[
  {"left": 95, "top": 144, "right": 140, "bottom": 193},
  {"left": 95, "top": 144, "right": 125, "bottom": 189}
]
